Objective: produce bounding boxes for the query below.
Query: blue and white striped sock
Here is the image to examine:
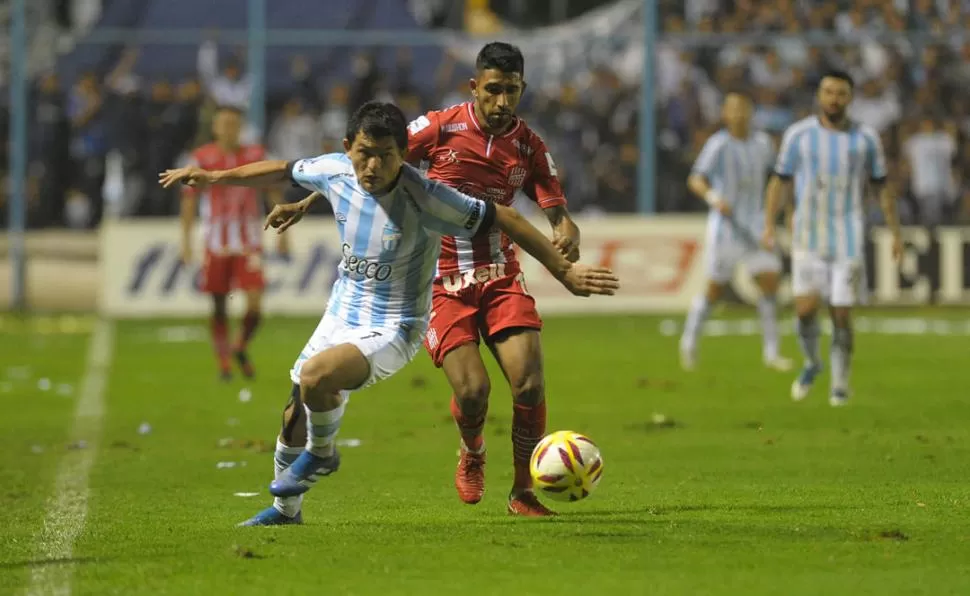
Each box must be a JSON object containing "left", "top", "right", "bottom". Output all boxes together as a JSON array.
[
  {"left": 305, "top": 396, "right": 347, "bottom": 458},
  {"left": 272, "top": 439, "right": 303, "bottom": 517}
]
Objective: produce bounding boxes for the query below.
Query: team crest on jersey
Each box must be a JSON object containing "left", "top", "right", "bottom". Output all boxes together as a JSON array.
[
  {"left": 440, "top": 149, "right": 460, "bottom": 165},
  {"left": 512, "top": 139, "right": 534, "bottom": 158},
  {"left": 381, "top": 223, "right": 403, "bottom": 251},
  {"left": 335, "top": 212, "right": 347, "bottom": 223},
  {"left": 508, "top": 166, "right": 527, "bottom": 188}
]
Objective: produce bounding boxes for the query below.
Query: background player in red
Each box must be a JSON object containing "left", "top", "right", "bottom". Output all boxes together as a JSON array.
[
  {"left": 180, "top": 105, "right": 287, "bottom": 380},
  {"left": 407, "top": 42, "right": 582, "bottom": 516}
]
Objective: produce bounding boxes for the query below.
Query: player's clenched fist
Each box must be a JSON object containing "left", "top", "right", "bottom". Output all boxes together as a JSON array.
[
  {"left": 560, "top": 264, "right": 620, "bottom": 297},
  {"left": 159, "top": 165, "right": 213, "bottom": 189}
]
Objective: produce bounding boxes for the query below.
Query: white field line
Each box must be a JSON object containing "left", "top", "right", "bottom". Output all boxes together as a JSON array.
[{"left": 26, "top": 319, "right": 115, "bottom": 596}]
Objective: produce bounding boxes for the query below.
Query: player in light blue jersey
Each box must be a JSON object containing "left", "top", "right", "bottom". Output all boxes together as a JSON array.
[
  {"left": 160, "top": 101, "right": 619, "bottom": 526},
  {"left": 680, "top": 91, "right": 792, "bottom": 372},
  {"left": 763, "top": 71, "right": 902, "bottom": 407}
]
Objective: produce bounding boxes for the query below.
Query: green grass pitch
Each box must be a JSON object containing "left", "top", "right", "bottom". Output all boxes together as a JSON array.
[{"left": 2, "top": 312, "right": 970, "bottom": 595}]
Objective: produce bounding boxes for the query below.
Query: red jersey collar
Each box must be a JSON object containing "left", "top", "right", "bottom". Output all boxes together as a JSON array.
[{"left": 465, "top": 102, "right": 522, "bottom": 138}]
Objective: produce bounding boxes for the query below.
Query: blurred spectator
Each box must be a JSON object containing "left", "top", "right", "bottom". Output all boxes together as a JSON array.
[
  {"left": 14, "top": 0, "right": 970, "bottom": 225},
  {"left": 31, "top": 73, "right": 70, "bottom": 227},
  {"left": 67, "top": 72, "right": 106, "bottom": 227},
  {"left": 269, "top": 98, "right": 322, "bottom": 163},
  {"left": 320, "top": 85, "right": 351, "bottom": 154},
  {"left": 848, "top": 79, "right": 901, "bottom": 132},
  {"left": 197, "top": 40, "right": 251, "bottom": 109},
  {"left": 903, "top": 117, "right": 958, "bottom": 225}
]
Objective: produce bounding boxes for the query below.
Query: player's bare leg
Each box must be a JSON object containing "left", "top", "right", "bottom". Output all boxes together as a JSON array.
[
  {"left": 828, "top": 306, "right": 853, "bottom": 407},
  {"left": 791, "top": 294, "right": 823, "bottom": 401},
  {"left": 240, "top": 386, "right": 309, "bottom": 526},
  {"left": 442, "top": 343, "right": 490, "bottom": 504},
  {"left": 754, "top": 271, "right": 792, "bottom": 371},
  {"left": 234, "top": 289, "right": 262, "bottom": 378},
  {"left": 269, "top": 344, "right": 369, "bottom": 498},
  {"left": 679, "top": 281, "right": 724, "bottom": 370},
  {"left": 489, "top": 328, "right": 556, "bottom": 517},
  {"left": 210, "top": 293, "right": 233, "bottom": 381}
]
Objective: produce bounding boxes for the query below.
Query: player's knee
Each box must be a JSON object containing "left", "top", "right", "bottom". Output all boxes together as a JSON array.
[
  {"left": 212, "top": 294, "right": 228, "bottom": 318},
  {"left": 756, "top": 273, "right": 780, "bottom": 295},
  {"left": 510, "top": 372, "right": 544, "bottom": 406},
  {"left": 299, "top": 358, "right": 339, "bottom": 395},
  {"left": 794, "top": 296, "right": 818, "bottom": 318},
  {"left": 705, "top": 282, "right": 725, "bottom": 302},
  {"left": 454, "top": 379, "right": 490, "bottom": 407},
  {"left": 830, "top": 309, "right": 851, "bottom": 329}
]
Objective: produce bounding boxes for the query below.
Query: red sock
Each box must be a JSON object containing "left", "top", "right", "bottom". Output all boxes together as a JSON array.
[
  {"left": 512, "top": 401, "right": 547, "bottom": 490},
  {"left": 210, "top": 315, "right": 231, "bottom": 372},
  {"left": 237, "top": 310, "right": 261, "bottom": 350},
  {"left": 450, "top": 395, "right": 486, "bottom": 452}
]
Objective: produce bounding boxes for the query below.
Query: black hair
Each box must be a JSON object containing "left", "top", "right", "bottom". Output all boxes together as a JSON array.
[
  {"left": 475, "top": 42, "right": 525, "bottom": 75},
  {"left": 345, "top": 101, "right": 408, "bottom": 151},
  {"left": 820, "top": 69, "right": 854, "bottom": 89}
]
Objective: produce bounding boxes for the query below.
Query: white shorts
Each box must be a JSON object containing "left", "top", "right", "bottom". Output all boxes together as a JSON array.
[
  {"left": 791, "top": 251, "right": 867, "bottom": 307},
  {"left": 289, "top": 314, "right": 423, "bottom": 390},
  {"left": 705, "top": 240, "right": 782, "bottom": 284}
]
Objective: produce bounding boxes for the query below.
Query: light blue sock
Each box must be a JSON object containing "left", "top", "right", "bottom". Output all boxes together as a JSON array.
[
  {"left": 796, "top": 315, "right": 821, "bottom": 367},
  {"left": 305, "top": 397, "right": 347, "bottom": 458}
]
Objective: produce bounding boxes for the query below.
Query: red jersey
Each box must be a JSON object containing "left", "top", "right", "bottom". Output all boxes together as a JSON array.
[
  {"left": 407, "top": 102, "right": 566, "bottom": 277},
  {"left": 189, "top": 143, "right": 267, "bottom": 255}
]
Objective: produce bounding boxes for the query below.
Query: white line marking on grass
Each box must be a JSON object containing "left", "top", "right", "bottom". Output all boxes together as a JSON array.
[{"left": 27, "top": 319, "right": 115, "bottom": 596}]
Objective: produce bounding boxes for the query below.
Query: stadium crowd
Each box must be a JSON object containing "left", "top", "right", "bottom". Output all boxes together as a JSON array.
[{"left": 5, "top": 0, "right": 970, "bottom": 228}]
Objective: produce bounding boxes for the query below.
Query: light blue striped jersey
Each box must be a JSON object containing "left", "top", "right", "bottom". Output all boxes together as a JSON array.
[
  {"left": 289, "top": 153, "right": 490, "bottom": 336},
  {"left": 774, "top": 116, "right": 887, "bottom": 260},
  {"left": 692, "top": 129, "right": 775, "bottom": 244}
]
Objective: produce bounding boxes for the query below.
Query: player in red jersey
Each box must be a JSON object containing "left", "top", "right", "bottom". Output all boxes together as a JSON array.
[
  {"left": 180, "top": 105, "right": 286, "bottom": 380},
  {"left": 407, "top": 42, "right": 582, "bottom": 516}
]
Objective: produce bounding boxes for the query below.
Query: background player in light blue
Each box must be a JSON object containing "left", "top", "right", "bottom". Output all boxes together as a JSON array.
[
  {"left": 679, "top": 91, "right": 792, "bottom": 372},
  {"left": 763, "top": 71, "right": 902, "bottom": 407},
  {"left": 159, "top": 101, "right": 620, "bottom": 525}
]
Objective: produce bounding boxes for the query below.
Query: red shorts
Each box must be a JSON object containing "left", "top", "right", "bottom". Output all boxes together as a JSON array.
[
  {"left": 424, "top": 270, "right": 542, "bottom": 367},
  {"left": 200, "top": 251, "right": 265, "bottom": 295}
]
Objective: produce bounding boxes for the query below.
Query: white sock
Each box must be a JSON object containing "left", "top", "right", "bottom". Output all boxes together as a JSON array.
[
  {"left": 681, "top": 295, "right": 711, "bottom": 352},
  {"left": 758, "top": 296, "right": 780, "bottom": 360},
  {"left": 272, "top": 438, "right": 304, "bottom": 517},
  {"left": 304, "top": 397, "right": 347, "bottom": 458},
  {"left": 830, "top": 327, "right": 853, "bottom": 393}
]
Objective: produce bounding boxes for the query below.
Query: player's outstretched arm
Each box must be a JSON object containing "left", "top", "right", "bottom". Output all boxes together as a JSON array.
[
  {"left": 493, "top": 204, "right": 619, "bottom": 297},
  {"left": 159, "top": 160, "right": 291, "bottom": 189}
]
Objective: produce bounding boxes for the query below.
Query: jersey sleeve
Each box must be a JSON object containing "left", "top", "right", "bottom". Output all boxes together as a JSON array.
[
  {"left": 406, "top": 111, "right": 439, "bottom": 165},
  {"left": 863, "top": 128, "right": 888, "bottom": 183},
  {"left": 410, "top": 170, "right": 495, "bottom": 238},
  {"left": 286, "top": 154, "right": 342, "bottom": 200},
  {"left": 691, "top": 133, "right": 725, "bottom": 179},
  {"left": 522, "top": 135, "right": 566, "bottom": 208},
  {"left": 774, "top": 126, "right": 801, "bottom": 179}
]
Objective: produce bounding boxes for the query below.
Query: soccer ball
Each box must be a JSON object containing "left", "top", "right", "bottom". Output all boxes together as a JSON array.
[{"left": 530, "top": 430, "right": 603, "bottom": 502}]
